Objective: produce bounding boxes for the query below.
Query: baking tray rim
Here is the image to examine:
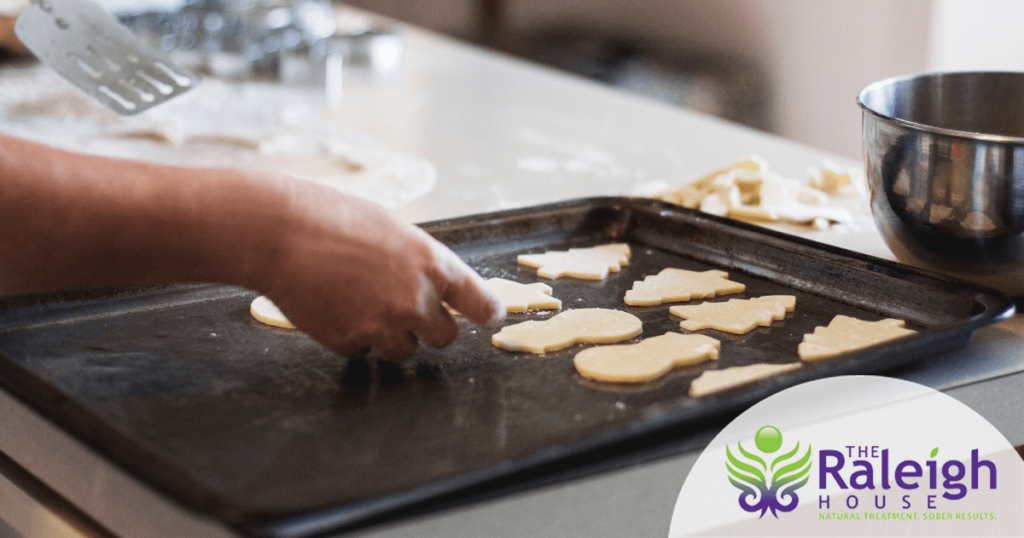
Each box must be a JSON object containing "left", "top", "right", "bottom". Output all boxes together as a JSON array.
[{"left": 0, "top": 196, "right": 1013, "bottom": 537}]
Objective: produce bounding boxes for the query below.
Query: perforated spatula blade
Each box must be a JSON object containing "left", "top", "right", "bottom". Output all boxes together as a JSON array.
[{"left": 14, "top": 0, "right": 199, "bottom": 115}]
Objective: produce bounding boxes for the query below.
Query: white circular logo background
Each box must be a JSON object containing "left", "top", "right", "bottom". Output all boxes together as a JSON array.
[{"left": 670, "top": 376, "right": 1023, "bottom": 537}]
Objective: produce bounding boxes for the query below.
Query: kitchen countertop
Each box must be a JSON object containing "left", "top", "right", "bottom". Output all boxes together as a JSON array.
[{"left": 0, "top": 19, "right": 1022, "bottom": 538}]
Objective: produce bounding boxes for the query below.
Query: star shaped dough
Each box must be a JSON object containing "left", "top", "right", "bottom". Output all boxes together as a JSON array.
[
  {"left": 798, "top": 315, "right": 915, "bottom": 361},
  {"left": 517, "top": 244, "right": 630, "bottom": 280},
  {"left": 624, "top": 268, "right": 745, "bottom": 306},
  {"left": 670, "top": 296, "right": 795, "bottom": 334},
  {"left": 486, "top": 278, "right": 561, "bottom": 312}
]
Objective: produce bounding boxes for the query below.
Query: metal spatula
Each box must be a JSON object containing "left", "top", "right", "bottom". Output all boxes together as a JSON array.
[{"left": 14, "top": 0, "right": 199, "bottom": 115}]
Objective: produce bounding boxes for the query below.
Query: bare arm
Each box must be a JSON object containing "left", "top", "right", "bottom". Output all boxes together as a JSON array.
[{"left": 0, "top": 133, "right": 504, "bottom": 358}]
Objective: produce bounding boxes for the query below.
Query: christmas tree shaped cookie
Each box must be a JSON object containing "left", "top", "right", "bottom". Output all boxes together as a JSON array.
[
  {"left": 798, "top": 315, "right": 915, "bottom": 361},
  {"left": 517, "top": 243, "right": 630, "bottom": 280},
  {"left": 624, "top": 268, "right": 745, "bottom": 306},
  {"left": 670, "top": 296, "right": 795, "bottom": 334},
  {"left": 689, "top": 362, "right": 801, "bottom": 397}
]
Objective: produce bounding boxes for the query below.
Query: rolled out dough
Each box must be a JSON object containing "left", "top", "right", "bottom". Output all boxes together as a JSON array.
[
  {"left": 689, "top": 362, "right": 801, "bottom": 397},
  {"left": 799, "top": 315, "right": 915, "bottom": 361},
  {"left": 670, "top": 296, "right": 796, "bottom": 334},
  {"left": 517, "top": 244, "right": 630, "bottom": 280},
  {"left": 623, "top": 268, "right": 744, "bottom": 306},
  {"left": 574, "top": 332, "right": 720, "bottom": 383},
  {"left": 491, "top": 308, "right": 642, "bottom": 353}
]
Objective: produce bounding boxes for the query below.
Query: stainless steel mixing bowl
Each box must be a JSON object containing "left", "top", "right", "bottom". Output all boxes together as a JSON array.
[{"left": 858, "top": 71, "right": 1024, "bottom": 298}]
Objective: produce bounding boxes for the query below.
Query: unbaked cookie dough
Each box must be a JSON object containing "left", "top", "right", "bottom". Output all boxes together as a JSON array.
[
  {"left": 798, "top": 315, "right": 915, "bottom": 361},
  {"left": 486, "top": 278, "right": 561, "bottom": 312},
  {"left": 623, "top": 268, "right": 745, "bottom": 306},
  {"left": 517, "top": 244, "right": 630, "bottom": 280},
  {"left": 657, "top": 157, "right": 765, "bottom": 209},
  {"left": 670, "top": 296, "right": 796, "bottom": 334},
  {"left": 808, "top": 159, "right": 865, "bottom": 198},
  {"left": 655, "top": 156, "right": 857, "bottom": 230},
  {"left": 574, "top": 332, "right": 720, "bottom": 383},
  {"left": 492, "top": 308, "right": 642, "bottom": 353},
  {"left": 250, "top": 296, "right": 296, "bottom": 329},
  {"left": 689, "top": 362, "right": 801, "bottom": 397}
]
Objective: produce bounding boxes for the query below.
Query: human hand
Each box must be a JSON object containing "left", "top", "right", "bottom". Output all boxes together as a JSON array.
[
  {"left": 253, "top": 180, "right": 505, "bottom": 359},
  {"left": 0, "top": 135, "right": 503, "bottom": 356}
]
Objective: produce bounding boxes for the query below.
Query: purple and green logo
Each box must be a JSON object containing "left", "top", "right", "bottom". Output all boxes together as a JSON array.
[{"left": 726, "top": 425, "right": 813, "bottom": 518}]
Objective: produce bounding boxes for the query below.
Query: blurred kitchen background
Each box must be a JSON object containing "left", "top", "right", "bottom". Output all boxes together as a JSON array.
[
  {"left": 337, "top": 0, "right": 1024, "bottom": 160},
  {"left": 3, "top": 0, "right": 1023, "bottom": 160}
]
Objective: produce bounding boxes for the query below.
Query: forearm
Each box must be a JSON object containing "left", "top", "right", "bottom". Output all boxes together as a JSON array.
[
  {"left": 0, "top": 133, "right": 504, "bottom": 358},
  {"left": 0, "top": 134, "right": 288, "bottom": 294}
]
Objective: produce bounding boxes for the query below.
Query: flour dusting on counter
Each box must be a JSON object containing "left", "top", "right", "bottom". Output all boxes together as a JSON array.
[
  {"left": 515, "top": 128, "right": 627, "bottom": 179},
  {"left": 0, "top": 66, "right": 436, "bottom": 209}
]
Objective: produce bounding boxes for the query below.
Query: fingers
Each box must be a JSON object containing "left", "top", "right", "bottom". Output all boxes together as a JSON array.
[
  {"left": 371, "top": 297, "right": 457, "bottom": 358},
  {"left": 431, "top": 245, "right": 506, "bottom": 328},
  {"left": 367, "top": 256, "right": 494, "bottom": 358},
  {"left": 268, "top": 214, "right": 506, "bottom": 360},
  {"left": 449, "top": 271, "right": 505, "bottom": 328},
  {"left": 322, "top": 281, "right": 457, "bottom": 360},
  {"left": 413, "top": 292, "right": 460, "bottom": 348},
  {"left": 373, "top": 330, "right": 419, "bottom": 360},
  {"left": 364, "top": 279, "right": 459, "bottom": 358}
]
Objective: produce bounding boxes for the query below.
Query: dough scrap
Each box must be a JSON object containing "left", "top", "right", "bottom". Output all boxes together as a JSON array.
[
  {"left": 574, "top": 332, "right": 720, "bottom": 383},
  {"left": 798, "top": 315, "right": 916, "bottom": 361},
  {"left": 492, "top": 308, "right": 642, "bottom": 353},
  {"left": 670, "top": 296, "right": 796, "bottom": 334},
  {"left": 486, "top": 278, "right": 561, "bottom": 312},
  {"left": 250, "top": 296, "right": 296, "bottom": 329},
  {"left": 114, "top": 129, "right": 183, "bottom": 145},
  {"left": 657, "top": 157, "right": 766, "bottom": 208},
  {"left": 517, "top": 244, "right": 630, "bottom": 280},
  {"left": 808, "top": 159, "right": 865, "bottom": 198},
  {"left": 689, "top": 362, "right": 801, "bottom": 397},
  {"left": 656, "top": 156, "right": 855, "bottom": 229},
  {"left": 624, "top": 268, "right": 745, "bottom": 306}
]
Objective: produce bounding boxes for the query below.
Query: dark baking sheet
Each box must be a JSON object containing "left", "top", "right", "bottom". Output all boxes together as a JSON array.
[{"left": 0, "top": 197, "right": 1012, "bottom": 537}]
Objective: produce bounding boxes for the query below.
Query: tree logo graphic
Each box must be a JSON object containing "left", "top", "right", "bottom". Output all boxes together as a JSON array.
[{"left": 726, "top": 425, "right": 812, "bottom": 518}]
